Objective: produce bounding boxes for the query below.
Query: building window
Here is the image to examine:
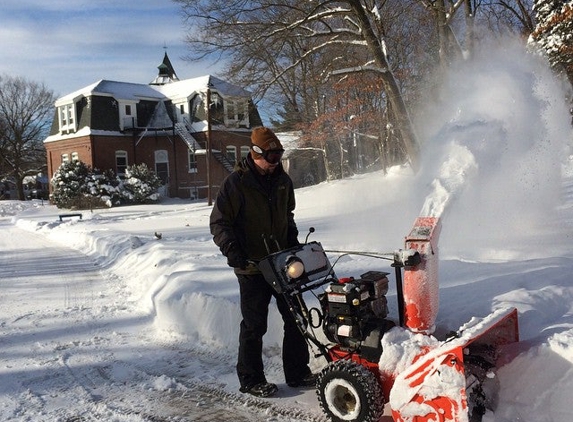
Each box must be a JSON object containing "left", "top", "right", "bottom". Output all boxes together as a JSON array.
[
  {"left": 116, "top": 150, "right": 128, "bottom": 175},
  {"left": 58, "top": 103, "right": 75, "bottom": 133},
  {"left": 210, "top": 92, "right": 225, "bottom": 125},
  {"left": 226, "top": 146, "right": 237, "bottom": 164},
  {"left": 155, "top": 150, "right": 169, "bottom": 185},
  {"left": 71, "top": 152, "right": 79, "bottom": 162},
  {"left": 121, "top": 102, "right": 137, "bottom": 129},
  {"left": 240, "top": 146, "right": 250, "bottom": 159},
  {"left": 226, "top": 101, "right": 236, "bottom": 121},
  {"left": 180, "top": 104, "right": 185, "bottom": 115},
  {"left": 61, "top": 153, "right": 69, "bottom": 164},
  {"left": 237, "top": 101, "right": 247, "bottom": 121},
  {"left": 225, "top": 100, "right": 248, "bottom": 124},
  {"left": 190, "top": 94, "right": 205, "bottom": 122},
  {"left": 188, "top": 150, "right": 197, "bottom": 173}
]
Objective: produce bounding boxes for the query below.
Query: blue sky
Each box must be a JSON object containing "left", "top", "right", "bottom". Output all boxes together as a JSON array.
[{"left": 0, "top": 0, "right": 220, "bottom": 98}]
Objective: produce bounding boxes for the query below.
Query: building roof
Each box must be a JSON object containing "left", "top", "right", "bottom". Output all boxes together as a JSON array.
[
  {"left": 55, "top": 75, "right": 252, "bottom": 106},
  {"left": 54, "top": 52, "right": 253, "bottom": 106},
  {"left": 56, "top": 80, "right": 164, "bottom": 105}
]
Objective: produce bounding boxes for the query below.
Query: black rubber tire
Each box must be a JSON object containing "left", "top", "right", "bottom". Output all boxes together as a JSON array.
[{"left": 316, "top": 359, "right": 384, "bottom": 422}]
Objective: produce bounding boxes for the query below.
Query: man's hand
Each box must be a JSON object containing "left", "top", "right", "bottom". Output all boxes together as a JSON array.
[{"left": 227, "top": 248, "right": 248, "bottom": 269}]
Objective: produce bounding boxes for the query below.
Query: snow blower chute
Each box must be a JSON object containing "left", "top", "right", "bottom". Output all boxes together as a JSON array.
[{"left": 257, "top": 216, "right": 519, "bottom": 422}]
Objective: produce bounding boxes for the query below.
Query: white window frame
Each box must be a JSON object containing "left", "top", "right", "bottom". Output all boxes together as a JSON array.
[
  {"left": 120, "top": 101, "right": 138, "bottom": 129},
  {"left": 58, "top": 103, "right": 75, "bottom": 133},
  {"left": 115, "top": 150, "right": 128, "bottom": 175},
  {"left": 188, "top": 150, "right": 197, "bottom": 173},
  {"left": 155, "top": 150, "right": 169, "bottom": 185},
  {"left": 223, "top": 99, "right": 250, "bottom": 127},
  {"left": 226, "top": 101, "right": 236, "bottom": 121},
  {"left": 226, "top": 146, "right": 237, "bottom": 164},
  {"left": 240, "top": 146, "right": 250, "bottom": 159}
]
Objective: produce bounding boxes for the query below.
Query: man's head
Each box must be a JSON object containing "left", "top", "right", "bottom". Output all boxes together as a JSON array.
[{"left": 250, "top": 127, "right": 284, "bottom": 173}]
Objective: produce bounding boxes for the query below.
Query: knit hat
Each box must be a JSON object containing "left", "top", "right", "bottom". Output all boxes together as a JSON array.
[{"left": 250, "top": 127, "right": 283, "bottom": 159}]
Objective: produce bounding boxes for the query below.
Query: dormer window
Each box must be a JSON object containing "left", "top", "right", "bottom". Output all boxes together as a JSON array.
[
  {"left": 210, "top": 92, "right": 224, "bottom": 125},
  {"left": 121, "top": 102, "right": 137, "bottom": 129},
  {"left": 58, "top": 103, "right": 75, "bottom": 133},
  {"left": 225, "top": 99, "right": 249, "bottom": 126},
  {"left": 190, "top": 94, "right": 206, "bottom": 122}
]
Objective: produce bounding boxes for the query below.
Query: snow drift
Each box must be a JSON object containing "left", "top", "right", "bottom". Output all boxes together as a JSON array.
[{"left": 1, "top": 39, "right": 572, "bottom": 421}]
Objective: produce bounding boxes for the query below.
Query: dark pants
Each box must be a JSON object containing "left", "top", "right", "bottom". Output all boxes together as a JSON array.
[{"left": 236, "top": 273, "right": 311, "bottom": 389}]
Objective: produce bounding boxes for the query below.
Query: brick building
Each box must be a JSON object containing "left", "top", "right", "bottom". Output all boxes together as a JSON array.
[{"left": 44, "top": 53, "right": 263, "bottom": 200}]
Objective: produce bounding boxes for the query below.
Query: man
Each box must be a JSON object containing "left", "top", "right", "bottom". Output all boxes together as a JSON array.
[{"left": 209, "top": 127, "right": 316, "bottom": 398}]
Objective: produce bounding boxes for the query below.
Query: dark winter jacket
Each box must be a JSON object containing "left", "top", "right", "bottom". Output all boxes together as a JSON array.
[{"left": 209, "top": 154, "right": 299, "bottom": 274}]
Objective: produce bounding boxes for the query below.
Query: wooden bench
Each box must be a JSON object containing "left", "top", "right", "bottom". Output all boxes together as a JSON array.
[{"left": 59, "top": 213, "right": 83, "bottom": 221}]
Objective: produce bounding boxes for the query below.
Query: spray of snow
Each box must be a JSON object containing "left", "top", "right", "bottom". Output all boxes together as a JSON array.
[
  {"left": 413, "top": 38, "right": 572, "bottom": 261},
  {"left": 421, "top": 37, "right": 571, "bottom": 221}
]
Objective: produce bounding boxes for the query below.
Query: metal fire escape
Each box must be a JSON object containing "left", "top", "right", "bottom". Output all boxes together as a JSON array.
[{"left": 175, "top": 118, "right": 235, "bottom": 173}]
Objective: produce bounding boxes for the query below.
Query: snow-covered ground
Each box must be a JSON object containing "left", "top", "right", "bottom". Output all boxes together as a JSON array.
[{"left": 2, "top": 41, "right": 573, "bottom": 421}]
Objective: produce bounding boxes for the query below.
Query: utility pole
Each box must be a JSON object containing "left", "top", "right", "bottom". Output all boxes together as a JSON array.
[{"left": 206, "top": 83, "right": 213, "bottom": 206}]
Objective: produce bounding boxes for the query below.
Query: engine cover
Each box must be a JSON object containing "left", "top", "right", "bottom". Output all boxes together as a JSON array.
[{"left": 322, "top": 271, "right": 391, "bottom": 352}]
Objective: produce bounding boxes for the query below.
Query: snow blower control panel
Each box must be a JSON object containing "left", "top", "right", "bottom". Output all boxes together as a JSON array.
[{"left": 258, "top": 241, "right": 336, "bottom": 294}]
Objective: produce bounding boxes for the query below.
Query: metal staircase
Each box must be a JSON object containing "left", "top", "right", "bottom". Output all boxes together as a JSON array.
[
  {"left": 175, "top": 120, "right": 235, "bottom": 173},
  {"left": 212, "top": 150, "right": 235, "bottom": 172},
  {"left": 174, "top": 122, "right": 202, "bottom": 151}
]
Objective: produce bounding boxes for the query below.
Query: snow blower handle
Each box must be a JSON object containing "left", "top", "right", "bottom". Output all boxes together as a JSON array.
[{"left": 304, "top": 227, "right": 315, "bottom": 244}]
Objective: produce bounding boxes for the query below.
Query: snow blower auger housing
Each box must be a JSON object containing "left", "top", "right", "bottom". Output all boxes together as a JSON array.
[{"left": 258, "top": 217, "right": 519, "bottom": 422}]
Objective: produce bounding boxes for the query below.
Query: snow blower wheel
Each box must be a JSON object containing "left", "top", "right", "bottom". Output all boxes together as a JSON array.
[{"left": 316, "top": 359, "right": 384, "bottom": 422}]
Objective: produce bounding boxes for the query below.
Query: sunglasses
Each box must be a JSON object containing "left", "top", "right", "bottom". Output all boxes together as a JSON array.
[{"left": 252, "top": 145, "right": 284, "bottom": 164}]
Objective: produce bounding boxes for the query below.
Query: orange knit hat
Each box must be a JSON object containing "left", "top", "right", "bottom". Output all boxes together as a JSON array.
[{"left": 250, "top": 127, "right": 283, "bottom": 159}]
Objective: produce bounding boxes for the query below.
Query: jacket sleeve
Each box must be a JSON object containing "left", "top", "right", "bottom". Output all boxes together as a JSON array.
[
  {"left": 209, "top": 174, "right": 243, "bottom": 257},
  {"left": 286, "top": 180, "right": 300, "bottom": 247}
]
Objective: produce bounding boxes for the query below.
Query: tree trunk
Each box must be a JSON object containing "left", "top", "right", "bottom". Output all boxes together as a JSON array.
[{"left": 347, "top": 0, "right": 420, "bottom": 170}]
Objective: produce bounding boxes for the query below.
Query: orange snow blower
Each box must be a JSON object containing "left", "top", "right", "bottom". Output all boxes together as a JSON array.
[{"left": 258, "top": 216, "right": 519, "bottom": 422}]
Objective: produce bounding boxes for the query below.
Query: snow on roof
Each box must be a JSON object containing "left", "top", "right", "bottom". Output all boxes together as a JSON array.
[
  {"left": 55, "top": 80, "right": 164, "bottom": 105},
  {"left": 157, "top": 75, "right": 252, "bottom": 100},
  {"left": 55, "top": 75, "right": 252, "bottom": 106}
]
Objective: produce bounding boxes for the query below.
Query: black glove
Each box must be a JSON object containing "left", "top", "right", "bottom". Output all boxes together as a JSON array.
[
  {"left": 227, "top": 247, "right": 248, "bottom": 269},
  {"left": 287, "top": 227, "right": 300, "bottom": 248},
  {"left": 288, "top": 238, "right": 301, "bottom": 248}
]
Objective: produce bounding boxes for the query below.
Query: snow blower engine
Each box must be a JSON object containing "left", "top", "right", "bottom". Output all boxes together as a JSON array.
[
  {"left": 320, "top": 270, "right": 393, "bottom": 362},
  {"left": 258, "top": 217, "right": 519, "bottom": 422}
]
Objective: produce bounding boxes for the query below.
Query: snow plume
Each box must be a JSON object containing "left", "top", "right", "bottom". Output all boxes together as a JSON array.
[
  {"left": 419, "top": 142, "right": 477, "bottom": 218},
  {"left": 414, "top": 37, "right": 572, "bottom": 260}
]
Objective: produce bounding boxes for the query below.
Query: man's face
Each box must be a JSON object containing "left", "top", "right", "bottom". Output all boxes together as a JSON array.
[
  {"left": 252, "top": 147, "right": 284, "bottom": 174},
  {"left": 253, "top": 155, "right": 279, "bottom": 173}
]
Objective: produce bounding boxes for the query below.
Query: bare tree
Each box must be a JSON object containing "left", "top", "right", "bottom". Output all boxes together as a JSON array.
[
  {"left": 175, "top": 0, "right": 422, "bottom": 169},
  {"left": 0, "top": 75, "right": 55, "bottom": 200},
  {"left": 478, "top": 0, "right": 534, "bottom": 36},
  {"left": 418, "top": 0, "right": 467, "bottom": 65}
]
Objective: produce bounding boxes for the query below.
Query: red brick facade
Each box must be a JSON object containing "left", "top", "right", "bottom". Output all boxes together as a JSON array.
[
  {"left": 45, "top": 130, "right": 253, "bottom": 200},
  {"left": 44, "top": 63, "right": 263, "bottom": 200}
]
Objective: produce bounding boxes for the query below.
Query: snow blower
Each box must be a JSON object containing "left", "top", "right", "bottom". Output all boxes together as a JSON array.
[{"left": 257, "top": 216, "right": 519, "bottom": 422}]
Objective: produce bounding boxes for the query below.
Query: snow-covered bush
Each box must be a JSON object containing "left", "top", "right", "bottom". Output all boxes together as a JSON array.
[
  {"left": 120, "top": 163, "right": 162, "bottom": 204},
  {"left": 86, "top": 169, "right": 122, "bottom": 208},
  {"left": 50, "top": 160, "right": 99, "bottom": 209},
  {"left": 51, "top": 161, "right": 162, "bottom": 209}
]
